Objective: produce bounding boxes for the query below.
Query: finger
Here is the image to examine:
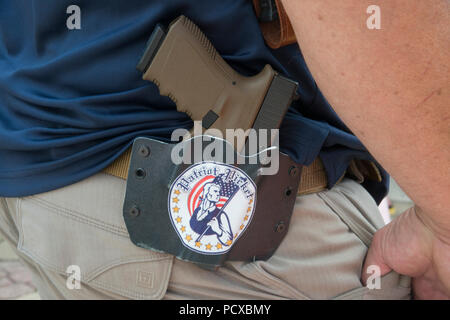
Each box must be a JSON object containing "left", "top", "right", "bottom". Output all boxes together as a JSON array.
[{"left": 361, "top": 226, "right": 393, "bottom": 285}]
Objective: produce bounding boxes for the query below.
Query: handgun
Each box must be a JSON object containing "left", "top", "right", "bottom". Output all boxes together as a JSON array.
[{"left": 137, "top": 15, "right": 297, "bottom": 152}]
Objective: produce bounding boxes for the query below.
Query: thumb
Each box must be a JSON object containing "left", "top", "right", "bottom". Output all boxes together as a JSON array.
[{"left": 361, "top": 223, "right": 394, "bottom": 285}]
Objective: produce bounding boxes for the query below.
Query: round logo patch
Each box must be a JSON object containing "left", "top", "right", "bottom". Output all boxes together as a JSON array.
[{"left": 168, "top": 162, "right": 257, "bottom": 255}]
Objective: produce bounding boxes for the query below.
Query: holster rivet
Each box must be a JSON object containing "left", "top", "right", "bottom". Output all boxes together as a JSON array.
[
  {"left": 275, "top": 222, "right": 286, "bottom": 233},
  {"left": 284, "top": 187, "right": 292, "bottom": 197},
  {"left": 129, "top": 206, "right": 140, "bottom": 217},
  {"left": 135, "top": 168, "right": 146, "bottom": 179},
  {"left": 138, "top": 145, "right": 150, "bottom": 157},
  {"left": 289, "top": 166, "right": 298, "bottom": 177}
]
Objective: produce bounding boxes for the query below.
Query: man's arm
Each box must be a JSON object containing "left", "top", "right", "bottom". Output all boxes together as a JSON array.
[{"left": 280, "top": 0, "right": 449, "bottom": 298}]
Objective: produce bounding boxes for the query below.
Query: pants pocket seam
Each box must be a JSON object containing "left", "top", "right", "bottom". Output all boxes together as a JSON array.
[
  {"left": 317, "top": 191, "right": 372, "bottom": 247},
  {"left": 90, "top": 275, "right": 168, "bottom": 300},
  {"left": 28, "top": 196, "right": 129, "bottom": 238},
  {"left": 19, "top": 245, "right": 66, "bottom": 275},
  {"left": 89, "top": 258, "right": 173, "bottom": 300},
  {"left": 86, "top": 256, "right": 173, "bottom": 281}
]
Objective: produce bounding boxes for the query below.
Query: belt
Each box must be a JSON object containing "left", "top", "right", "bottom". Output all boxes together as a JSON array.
[{"left": 102, "top": 147, "right": 329, "bottom": 196}]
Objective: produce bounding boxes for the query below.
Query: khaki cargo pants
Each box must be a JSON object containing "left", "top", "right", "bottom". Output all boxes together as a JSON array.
[{"left": 0, "top": 173, "right": 411, "bottom": 299}]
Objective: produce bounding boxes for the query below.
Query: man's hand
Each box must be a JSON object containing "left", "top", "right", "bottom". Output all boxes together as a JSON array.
[
  {"left": 362, "top": 206, "right": 450, "bottom": 299},
  {"left": 281, "top": 0, "right": 449, "bottom": 299}
]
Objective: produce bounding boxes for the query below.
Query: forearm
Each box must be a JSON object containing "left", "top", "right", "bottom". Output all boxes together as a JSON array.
[{"left": 281, "top": 0, "right": 449, "bottom": 236}]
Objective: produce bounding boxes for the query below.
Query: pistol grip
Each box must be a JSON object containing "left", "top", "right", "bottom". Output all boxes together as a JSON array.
[{"left": 139, "top": 16, "right": 276, "bottom": 142}]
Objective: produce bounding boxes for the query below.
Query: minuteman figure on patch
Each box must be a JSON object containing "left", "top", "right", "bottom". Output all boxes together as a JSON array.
[
  {"left": 168, "top": 163, "right": 257, "bottom": 255},
  {"left": 190, "top": 175, "right": 236, "bottom": 246}
]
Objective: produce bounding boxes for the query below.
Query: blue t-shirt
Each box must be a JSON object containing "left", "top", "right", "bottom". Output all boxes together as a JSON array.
[{"left": 0, "top": 0, "right": 388, "bottom": 203}]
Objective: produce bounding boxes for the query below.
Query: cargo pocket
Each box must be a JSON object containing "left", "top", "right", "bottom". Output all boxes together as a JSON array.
[{"left": 15, "top": 173, "right": 173, "bottom": 300}]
